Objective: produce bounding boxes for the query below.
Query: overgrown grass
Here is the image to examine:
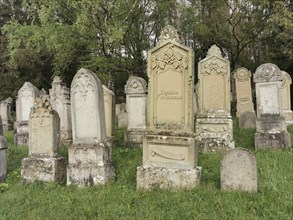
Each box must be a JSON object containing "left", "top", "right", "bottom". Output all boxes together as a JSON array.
[{"left": 0, "top": 125, "right": 292, "bottom": 219}]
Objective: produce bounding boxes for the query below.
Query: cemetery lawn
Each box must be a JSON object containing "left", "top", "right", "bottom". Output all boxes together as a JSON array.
[{"left": 0, "top": 126, "right": 292, "bottom": 220}]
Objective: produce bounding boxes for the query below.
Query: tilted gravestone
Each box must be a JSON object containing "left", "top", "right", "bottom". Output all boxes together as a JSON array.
[
  {"left": 195, "top": 45, "right": 235, "bottom": 152},
  {"left": 254, "top": 63, "right": 291, "bottom": 149},
  {"left": 137, "top": 25, "right": 201, "bottom": 190},
  {"left": 21, "top": 96, "right": 66, "bottom": 182},
  {"left": 102, "top": 85, "right": 115, "bottom": 145},
  {"left": 280, "top": 71, "right": 293, "bottom": 124},
  {"left": 49, "top": 76, "right": 72, "bottom": 144},
  {"left": 124, "top": 76, "right": 147, "bottom": 146},
  {"left": 0, "top": 135, "right": 7, "bottom": 182},
  {"left": 221, "top": 148, "right": 257, "bottom": 192},
  {"left": 233, "top": 67, "right": 255, "bottom": 119},
  {"left": 14, "top": 82, "right": 40, "bottom": 146},
  {"left": 67, "top": 68, "right": 115, "bottom": 186},
  {"left": 0, "top": 97, "right": 13, "bottom": 131}
]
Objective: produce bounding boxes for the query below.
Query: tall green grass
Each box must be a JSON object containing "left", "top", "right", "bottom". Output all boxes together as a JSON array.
[{"left": 0, "top": 126, "right": 292, "bottom": 219}]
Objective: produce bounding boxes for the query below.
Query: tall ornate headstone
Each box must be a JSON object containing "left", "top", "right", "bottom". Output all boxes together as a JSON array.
[
  {"left": 14, "top": 82, "right": 40, "bottom": 146},
  {"left": 102, "top": 85, "right": 116, "bottom": 145},
  {"left": 233, "top": 67, "right": 255, "bottom": 117},
  {"left": 195, "top": 45, "right": 235, "bottom": 152},
  {"left": 124, "top": 76, "right": 147, "bottom": 146},
  {"left": 21, "top": 96, "right": 66, "bottom": 182},
  {"left": 0, "top": 97, "right": 13, "bottom": 131},
  {"left": 137, "top": 25, "right": 201, "bottom": 190},
  {"left": 254, "top": 63, "right": 291, "bottom": 149},
  {"left": 280, "top": 71, "right": 293, "bottom": 124},
  {"left": 67, "top": 68, "right": 115, "bottom": 186},
  {"left": 49, "top": 76, "right": 72, "bottom": 144}
]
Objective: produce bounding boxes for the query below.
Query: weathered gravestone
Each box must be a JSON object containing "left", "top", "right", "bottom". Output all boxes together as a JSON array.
[
  {"left": 195, "top": 45, "right": 235, "bottom": 152},
  {"left": 14, "top": 82, "right": 40, "bottom": 146},
  {"left": 117, "top": 103, "right": 128, "bottom": 128},
  {"left": 280, "top": 71, "right": 293, "bottom": 124},
  {"left": 49, "top": 76, "right": 72, "bottom": 144},
  {"left": 0, "top": 97, "right": 13, "bottom": 131},
  {"left": 67, "top": 68, "right": 115, "bottom": 186},
  {"left": 137, "top": 25, "right": 201, "bottom": 190},
  {"left": 221, "top": 148, "right": 257, "bottom": 192},
  {"left": 254, "top": 63, "right": 291, "bottom": 149},
  {"left": 0, "top": 135, "right": 7, "bottom": 182},
  {"left": 102, "top": 85, "right": 115, "bottom": 145},
  {"left": 239, "top": 111, "right": 256, "bottom": 129},
  {"left": 124, "top": 76, "right": 147, "bottom": 146},
  {"left": 233, "top": 67, "right": 255, "bottom": 117},
  {"left": 0, "top": 116, "right": 3, "bottom": 136},
  {"left": 21, "top": 97, "right": 66, "bottom": 182}
]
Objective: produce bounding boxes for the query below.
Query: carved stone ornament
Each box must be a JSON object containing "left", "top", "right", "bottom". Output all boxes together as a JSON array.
[
  {"left": 125, "top": 76, "right": 147, "bottom": 94},
  {"left": 201, "top": 57, "right": 228, "bottom": 76},
  {"left": 207, "top": 44, "right": 222, "bottom": 57},
  {"left": 253, "top": 63, "right": 282, "bottom": 83},
  {"left": 158, "top": 25, "right": 180, "bottom": 44},
  {"left": 71, "top": 69, "right": 95, "bottom": 101},
  {"left": 234, "top": 67, "right": 252, "bottom": 81},
  {"left": 151, "top": 44, "right": 188, "bottom": 74},
  {"left": 280, "top": 71, "right": 292, "bottom": 88},
  {"left": 31, "top": 97, "right": 53, "bottom": 114},
  {"left": 52, "top": 76, "right": 62, "bottom": 84}
]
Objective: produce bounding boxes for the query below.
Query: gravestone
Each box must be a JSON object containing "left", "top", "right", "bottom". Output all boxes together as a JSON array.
[
  {"left": 117, "top": 103, "right": 128, "bottom": 128},
  {"left": 233, "top": 67, "right": 255, "bottom": 117},
  {"left": 115, "top": 104, "right": 121, "bottom": 116},
  {"left": 280, "top": 71, "right": 293, "bottom": 124},
  {"left": 239, "top": 111, "right": 256, "bottom": 129},
  {"left": 14, "top": 82, "right": 40, "bottom": 146},
  {"left": 137, "top": 25, "right": 201, "bottom": 190},
  {"left": 49, "top": 76, "right": 72, "bottom": 144},
  {"left": 254, "top": 63, "right": 291, "bottom": 149},
  {"left": 124, "top": 76, "right": 147, "bottom": 146},
  {"left": 0, "top": 97, "right": 13, "bottom": 131},
  {"left": 67, "top": 68, "right": 115, "bottom": 186},
  {"left": 195, "top": 45, "right": 235, "bottom": 152},
  {"left": 221, "top": 148, "right": 257, "bottom": 192},
  {"left": 0, "top": 136, "right": 7, "bottom": 182},
  {"left": 21, "top": 97, "right": 66, "bottom": 182},
  {"left": 102, "top": 85, "right": 115, "bottom": 145},
  {"left": 0, "top": 116, "right": 2, "bottom": 135}
]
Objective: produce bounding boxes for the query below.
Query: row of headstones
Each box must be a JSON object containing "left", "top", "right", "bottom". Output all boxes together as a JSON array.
[{"left": 12, "top": 76, "right": 115, "bottom": 147}]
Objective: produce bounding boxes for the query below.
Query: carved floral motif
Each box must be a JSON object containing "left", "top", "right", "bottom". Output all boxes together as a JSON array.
[
  {"left": 125, "top": 77, "right": 147, "bottom": 94},
  {"left": 151, "top": 44, "right": 188, "bottom": 74},
  {"left": 234, "top": 67, "right": 252, "bottom": 81},
  {"left": 201, "top": 57, "right": 228, "bottom": 76},
  {"left": 253, "top": 63, "right": 282, "bottom": 83},
  {"left": 158, "top": 25, "right": 180, "bottom": 43}
]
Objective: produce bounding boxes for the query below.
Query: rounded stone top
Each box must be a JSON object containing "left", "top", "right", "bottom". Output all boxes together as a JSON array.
[
  {"left": 253, "top": 63, "right": 282, "bottom": 83},
  {"left": 158, "top": 25, "right": 180, "bottom": 44},
  {"left": 234, "top": 67, "right": 252, "bottom": 80},
  {"left": 207, "top": 44, "right": 222, "bottom": 58},
  {"left": 52, "top": 76, "right": 63, "bottom": 84},
  {"left": 125, "top": 76, "right": 147, "bottom": 94},
  {"left": 280, "top": 70, "right": 292, "bottom": 87}
]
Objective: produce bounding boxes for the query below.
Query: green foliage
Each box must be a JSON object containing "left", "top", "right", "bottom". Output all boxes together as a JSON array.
[{"left": 0, "top": 124, "right": 293, "bottom": 219}]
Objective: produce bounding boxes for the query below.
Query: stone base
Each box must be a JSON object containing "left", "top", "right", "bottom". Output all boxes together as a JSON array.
[
  {"left": 195, "top": 117, "right": 235, "bottom": 152},
  {"left": 14, "top": 132, "right": 29, "bottom": 146},
  {"left": 255, "top": 131, "right": 291, "bottom": 149},
  {"left": 124, "top": 129, "right": 145, "bottom": 147},
  {"left": 67, "top": 163, "right": 115, "bottom": 186},
  {"left": 21, "top": 156, "right": 66, "bottom": 183},
  {"left": 136, "top": 165, "right": 201, "bottom": 190}
]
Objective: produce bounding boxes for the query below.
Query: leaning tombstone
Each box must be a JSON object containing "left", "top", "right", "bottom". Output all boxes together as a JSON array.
[
  {"left": 21, "top": 97, "right": 66, "bottom": 182},
  {"left": 102, "top": 85, "right": 116, "bottom": 145},
  {"left": 67, "top": 68, "right": 115, "bottom": 186},
  {"left": 49, "top": 76, "right": 72, "bottom": 144},
  {"left": 195, "top": 45, "right": 235, "bottom": 152},
  {"left": 0, "top": 136, "right": 7, "bottom": 182},
  {"left": 136, "top": 25, "right": 201, "bottom": 190},
  {"left": 0, "top": 97, "right": 13, "bottom": 131},
  {"left": 280, "top": 71, "right": 293, "bottom": 124},
  {"left": 124, "top": 76, "right": 147, "bottom": 146},
  {"left": 14, "top": 82, "right": 40, "bottom": 146},
  {"left": 253, "top": 63, "right": 291, "bottom": 149},
  {"left": 233, "top": 67, "right": 255, "bottom": 117},
  {"left": 221, "top": 148, "right": 257, "bottom": 192}
]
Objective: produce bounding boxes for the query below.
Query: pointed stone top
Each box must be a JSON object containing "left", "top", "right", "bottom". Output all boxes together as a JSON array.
[
  {"left": 158, "top": 25, "right": 180, "bottom": 44},
  {"left": 207, "top": 44, "right": 222, "bottom": 57},
  {"left": 52, "top": 76, "right": 62, "bottom": 84}
]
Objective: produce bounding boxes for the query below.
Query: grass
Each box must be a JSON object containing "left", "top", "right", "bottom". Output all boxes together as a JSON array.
[{"left": 0, "top": 125, "right": 292, "bottom": 219}]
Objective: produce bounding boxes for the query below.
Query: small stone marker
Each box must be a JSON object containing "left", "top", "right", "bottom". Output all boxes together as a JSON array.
[
  {"left": 0, "top": 136, "right": 8, "bottom": 182},
  {"left": 239, "top": 111, "right": 256, "bottom": 129},
  {"left": 0, "top": 97, "right": 13, "bottom": 131},
  {"left": 102, "top": 85, "right": 115, "bottom": 145},
  {"left": 221, "top": 148, "right": 257, "bottom": 192},
  {"left": 21, "top": 96, "right": 66, "bottom": 183},
  {"left": 280, "top": 71, "right": 293, "bottom": 124}
]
